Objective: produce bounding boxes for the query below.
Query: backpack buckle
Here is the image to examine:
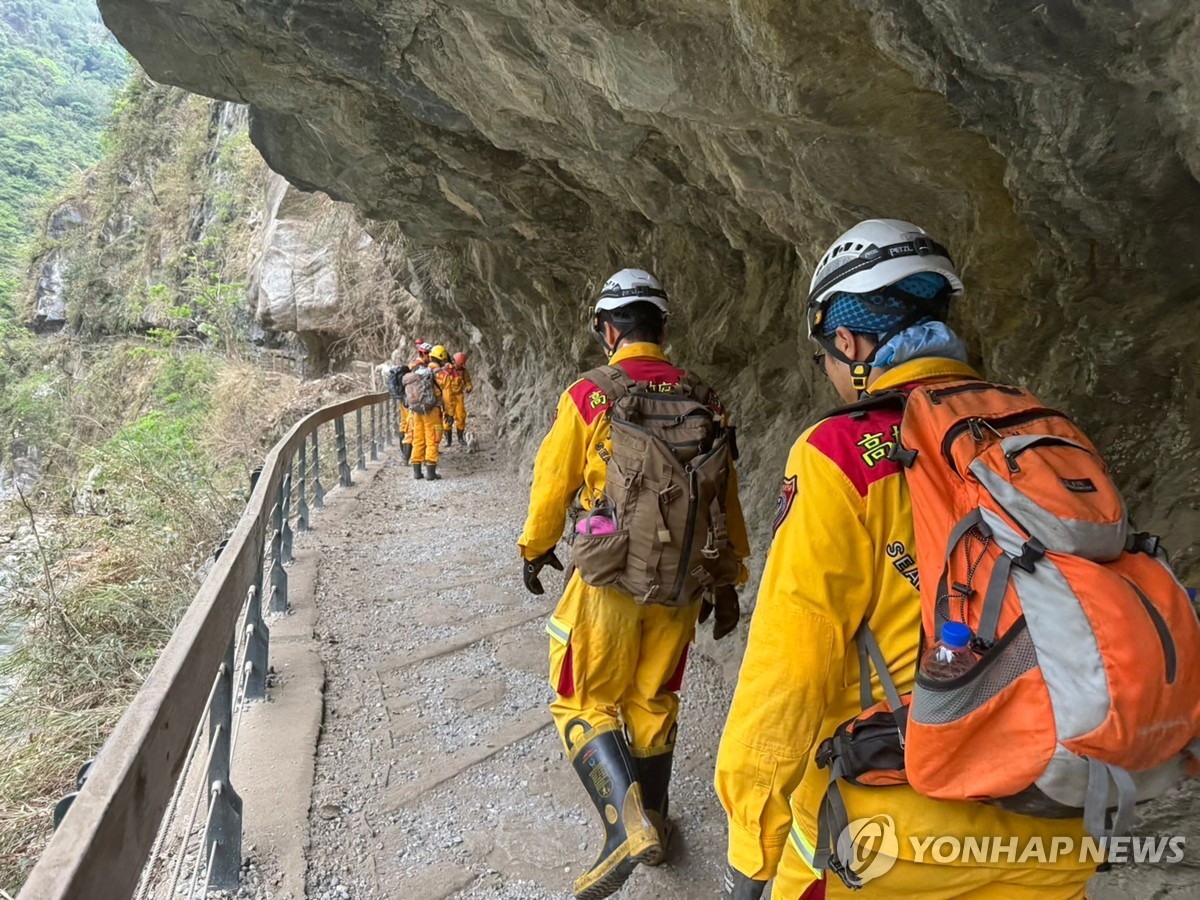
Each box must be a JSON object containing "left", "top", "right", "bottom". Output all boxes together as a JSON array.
[
  {"left": 1126, "top": 531, "right": 1160, "bottom": 556},
  {"left": 828, "top": 855, "right": 864, "bottom": 891},
  {"left": 886, "top": 442, "right": 918, "bottom": 467},
  {"left": 1012, "top": 538, "right": 1046, "bottom": 573},
  {"left": 815, "top": 735, "right": 838, "bottom": 770}
]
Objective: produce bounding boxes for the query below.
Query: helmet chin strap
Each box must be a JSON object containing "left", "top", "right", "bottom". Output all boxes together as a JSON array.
[
  {"left": 817, "top": 287, "right": 951, "bottom": 397},
  {"left": 592, "top": 314, "right": 642, "bottom": 359},
  {"left": 816, "top": 334, "right": 873, "bottom": 396}
]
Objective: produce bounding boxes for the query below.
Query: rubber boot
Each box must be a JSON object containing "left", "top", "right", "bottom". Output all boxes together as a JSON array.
[
  {"left": 633, "top": 748, "right": 674, "bottom": 865},
  {"left": 722, "top": 863, "right": 769, "bottom": 900},
  {"left": 566, "top": 720, "right": 661, "bottom": 900},
  {"left": 412, "top": 463, "right": 424, "bottom": 480},
  {"left": 444, "top": 426, "right": 453, "bottom": 447},
  {"left": 456, "top": 428, "right": 465, "bottom": 445},
  {"left": 425, "top": 464, "right": 441, "bottom": 481},
  {"left": 400, "top": 442, "right": 412, "bottom": 464}
]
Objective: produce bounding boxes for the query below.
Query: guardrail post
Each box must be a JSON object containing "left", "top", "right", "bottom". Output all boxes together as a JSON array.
[
  {"left": 281, "top": 459, "right": 295, "bottom": 565},
  {"left": 355, "top": 408, "right": 367, "bottom": 471},
  {"left": 243, "top": 566, "right": 269, "bottom": 701},
  {"left": 205, "top": 636, "right": 243, "bottom": 890},
  {"left": 269, "top": 501, "right": 288, "bottom": 614},
  {"left": 311, "top": 427, "right": 325, "bottom": 510},
  {"left": 335, "top": 415, "right": 352, "bottom": 487},
  {"left": 296, "top": 438, "right": 310, "bottom": 532},
  {"left": 369, "top": 403, "right": 379, "bottom": 461}
]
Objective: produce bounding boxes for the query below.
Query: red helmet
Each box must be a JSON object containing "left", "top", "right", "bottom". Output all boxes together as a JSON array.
[
  {"left": 453, "top": 352, "right": 467, "bottom": 366},
  {"left": 416, "top": 341, "right": 432, "bottom": 355}
]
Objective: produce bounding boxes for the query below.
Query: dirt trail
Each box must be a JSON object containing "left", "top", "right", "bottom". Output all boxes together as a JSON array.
[{"left": 299, "top": 436, "right": 734, "bottom": 900}]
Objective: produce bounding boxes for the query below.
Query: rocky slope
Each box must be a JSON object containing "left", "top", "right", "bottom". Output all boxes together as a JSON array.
[{"left": 91, "top": 0, "right": 1200, "bottom": 575}]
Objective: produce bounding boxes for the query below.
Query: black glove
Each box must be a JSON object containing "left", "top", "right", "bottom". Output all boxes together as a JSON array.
[
  {"left": 523, "top": 549, "right": 564, "bottom": 595},
  {"left": 699, "top": 584, "right": 741, "bottom": 640},
  {"left": 722, "top": 863, "right": 768, "bottom": 900}
]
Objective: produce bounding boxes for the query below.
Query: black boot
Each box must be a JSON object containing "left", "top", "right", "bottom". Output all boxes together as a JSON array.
[
  {"left": 722, "top": 863, "right": 768, "bottom": 900},
  {"left": 633, "top": 748, "right": 674, "bottom": 865},
  {"left": 456, "top": 428, "right": 465, "bottom": 445},
  {"left": 412, "top": 463, "right": 424, "bottom": 480},
  {"left": 444, "top": 427, "right": 453, "bottom": 447},
  {"left": 566, "top": 720, "right": 661, "bottom": 900},
  {"left": 400, "top": 442, "right": 412, "bottom": 464},
  {"left": 425, "top": 464, "right": 441, "bottom": 481}
]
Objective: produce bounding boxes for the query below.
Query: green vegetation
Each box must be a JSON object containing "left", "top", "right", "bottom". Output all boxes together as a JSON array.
[
  {"left": 0, "top": 338, "right": 300, "bottom": 889},
  {"left": 0, "top": 0, "right": 128, "bottom": 310},
  {"left": 40, "top": 76, "right": 265, "bottom": 339}
]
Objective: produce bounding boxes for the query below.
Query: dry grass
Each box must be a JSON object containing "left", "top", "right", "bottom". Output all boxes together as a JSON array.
[{"left": 0, "top": 341, "right": 336, "bottom": 892}]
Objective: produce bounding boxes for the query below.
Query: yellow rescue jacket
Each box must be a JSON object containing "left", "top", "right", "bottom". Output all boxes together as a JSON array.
[
  {"left": 437, "top": 363, "right": 472, "bottom": 399},
  {"left": 716, "top": 357, "right": 1093, "bottom": 883},
  {"left": 518, "top": 342, "right": 751, "bottom": 569}
]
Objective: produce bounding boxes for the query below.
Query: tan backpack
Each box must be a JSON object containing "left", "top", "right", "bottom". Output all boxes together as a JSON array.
[
  {"left": 571, "top": 365, "right": 739, "bottom": 606},
  {"left": 402, "top": 366, "right": 440, "bottom": 414}
]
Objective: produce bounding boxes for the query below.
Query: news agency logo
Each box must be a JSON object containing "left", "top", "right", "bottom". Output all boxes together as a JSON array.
[
  {"left": 834, "top": 816, "right": 1187, "bottom": 881},
  {"left": 836, "top": 815, "right": 899, "bottom": 885}
]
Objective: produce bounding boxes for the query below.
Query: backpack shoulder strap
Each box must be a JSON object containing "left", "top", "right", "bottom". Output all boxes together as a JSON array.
[
  {"left": 676, "top": 369, "right": 716, "bottom": 405},
  {"left": 581, "top": 364, "right": 636, "bottom": 403},
  {"left": 822, "top": 389, "right": 908, "bottom": 421}
]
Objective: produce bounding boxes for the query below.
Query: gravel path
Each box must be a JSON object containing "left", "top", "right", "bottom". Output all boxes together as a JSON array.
[
  {"left": 282, "top": 427, "right": 1186, "bottom": 900},
  {"left": 299, "top": 435, "right": 733, "bottom": 900}
]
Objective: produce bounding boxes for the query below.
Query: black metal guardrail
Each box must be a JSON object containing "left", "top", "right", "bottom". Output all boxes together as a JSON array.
[{"left": 19, "top": 391, "right": 401, "bottom": 900}]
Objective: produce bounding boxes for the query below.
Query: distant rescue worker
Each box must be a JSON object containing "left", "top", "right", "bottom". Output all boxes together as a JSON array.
[
  {"left": 400, "top": 340, "right": 434, "bottom": 463},
  {"left": 519, "top": 268, "right": 751, "bottom": 900},
  {"left": 439, "top": 351, "right": 474, "bottom": 446},
  {"left": 717, "top": 220, "right": 1098, "bottom": 899},
  {"left": 403, "top": 343, "right": 444, "bottom": 480}
]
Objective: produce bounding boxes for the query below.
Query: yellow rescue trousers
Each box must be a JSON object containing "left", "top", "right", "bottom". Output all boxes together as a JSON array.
[
  {"left": 409, "top": 409, "right": 442, "bottom": 465},
  {"left": 400, "top": 405, "right": 412, "bottom": 444},
  {"left": 548, "top": 571, "right": 699, "bottom": 756},
  {"left": 772, "top": 846, "right": 1088, "bottom": 899},
  {"left": 444, "top": 393, "right": 468, "bottom": 432}
]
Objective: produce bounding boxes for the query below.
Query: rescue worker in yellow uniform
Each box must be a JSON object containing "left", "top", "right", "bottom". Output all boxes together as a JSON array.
[
  {"left": 408, "top": 344, "right": 446, "bottom": 480},
  {"left": 400, "top": 340, "right": 432, "bottom": 463},
  {"left": 716, "top": 220, "right": 1094, "bottom": 900},
  {"left": 519, "top": 268, "right": 752, "bottom": 900},
  {"left": 440, "top": 351, "right": 474, "bottom": 445}
]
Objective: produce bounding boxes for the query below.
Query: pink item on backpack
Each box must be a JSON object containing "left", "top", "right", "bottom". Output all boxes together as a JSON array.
[{"left": 576, "top": 513, "right": 616, "bottom": 536}]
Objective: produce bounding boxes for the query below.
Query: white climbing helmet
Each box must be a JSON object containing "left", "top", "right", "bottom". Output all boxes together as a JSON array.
[
  {"left": 806, "top": 219, "right": 963, "bottom": 339},
  {"left": 594, "top": 268, "right": 669, "bottom": 317}
]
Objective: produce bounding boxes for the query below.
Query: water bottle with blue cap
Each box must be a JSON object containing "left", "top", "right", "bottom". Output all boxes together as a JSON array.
[{"left": 920, "top": 621, "right": 978, "bottom": 681}]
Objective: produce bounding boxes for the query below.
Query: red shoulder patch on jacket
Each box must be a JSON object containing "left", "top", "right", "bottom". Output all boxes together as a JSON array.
[
  {"left": 807, "top": 408, "right": 904, "bottom": 497},
  {"left": 567, "top": 358, "right": 686, "bottom": 425},
  {"left": 568, "top": 379, "right": 612, "bottom": 425},
  {"left": 773, "top": 475, "right": 798, "bottom": 535}
]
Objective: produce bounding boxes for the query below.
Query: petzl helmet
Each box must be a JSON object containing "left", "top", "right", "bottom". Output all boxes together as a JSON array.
[
  {"left": 807, "top": 219, "right": 962, "bottom": 341},
  {"left": 594, "top": 268, "right": 669, "bottom": 317},
  {"left": 807, "top": 219, "right": 963, "bottom": 393}
]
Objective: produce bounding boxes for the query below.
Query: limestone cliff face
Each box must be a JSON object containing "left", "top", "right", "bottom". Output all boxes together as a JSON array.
[{"left": 93, "top": 0, "right": 1200, "bottom": 579}]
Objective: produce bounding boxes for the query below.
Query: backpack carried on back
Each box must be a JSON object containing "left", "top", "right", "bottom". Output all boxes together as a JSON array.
[
  {"left": 570, "top": 365, "right": 740, "bottom": 607},
  {"left": 402, "top": 366, "right": 440, "bottom": 414},
  {"left": 385, "top": 366, "right": 405, "bottom": 399},
  {"left": 815, "top": 378, "right": 1200, "bottom": 886}
]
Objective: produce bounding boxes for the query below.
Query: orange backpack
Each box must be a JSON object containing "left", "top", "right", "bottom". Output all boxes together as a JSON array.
[{"left": 814, "top": 379, "right": 1200, "bottom": 887}]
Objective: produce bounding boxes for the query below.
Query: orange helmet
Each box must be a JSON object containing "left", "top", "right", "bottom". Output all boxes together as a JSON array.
[{"left": 453, "top": 352, "right": 467, "bottom": 366}]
